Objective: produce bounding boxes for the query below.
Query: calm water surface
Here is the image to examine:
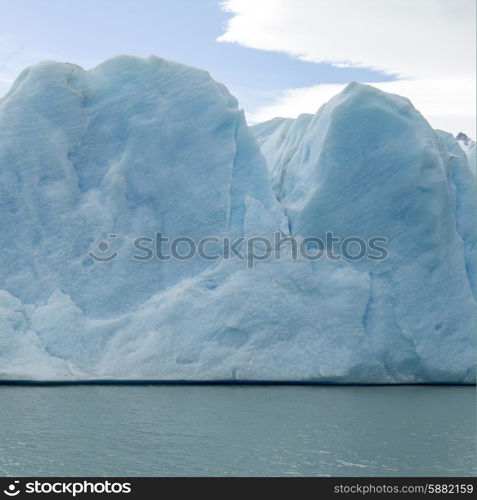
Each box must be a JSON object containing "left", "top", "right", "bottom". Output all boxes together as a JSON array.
[{"left": 0, "top": 385, "right": 475, "bottom": 476}]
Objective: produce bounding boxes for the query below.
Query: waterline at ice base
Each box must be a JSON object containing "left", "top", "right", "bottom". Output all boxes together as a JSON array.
[{"left": 0, "top": 56, "right": 475, "bottom": 383}]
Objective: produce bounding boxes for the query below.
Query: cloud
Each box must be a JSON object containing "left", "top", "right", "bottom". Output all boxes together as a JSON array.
[
  {"left": 247, "top": 77, "right": 476, "bottom": 136},
  {"left": 219, "top": 0, "right": 475, "bottom": 78},
  {"left": 219, "top": 0, "right": 476, "bottom": 135}
]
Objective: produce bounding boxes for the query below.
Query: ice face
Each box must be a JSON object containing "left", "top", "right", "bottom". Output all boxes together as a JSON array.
[
  {"left": 0, "top": 61, "right": 475, "bottom": 383},
  {"left": 253, "top": 83, "right": 477, "bottom": 382},
  {"left": 0, "top": 56, "right": 283, "bottom": 317}
]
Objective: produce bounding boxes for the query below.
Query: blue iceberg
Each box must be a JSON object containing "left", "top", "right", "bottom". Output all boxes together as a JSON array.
[{"left": 0, "top": 56, "right": 475, "bottom": 383}]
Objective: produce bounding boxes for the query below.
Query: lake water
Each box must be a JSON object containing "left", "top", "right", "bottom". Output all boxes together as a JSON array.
[{"left": 0, "top": 385, "right": 475, "bottom": 477}]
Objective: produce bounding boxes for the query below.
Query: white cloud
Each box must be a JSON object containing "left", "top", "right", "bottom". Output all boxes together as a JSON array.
[
  {"left": 219, "top": 0, "right": 476, "bottom": 135},
  {"left": 247, "top": 77, "right": 476, "bottom": 136}
]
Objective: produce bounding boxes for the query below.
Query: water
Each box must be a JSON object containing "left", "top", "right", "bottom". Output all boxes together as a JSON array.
[{"left": 0, "top": 385, "right": 475, "bottom": 477}]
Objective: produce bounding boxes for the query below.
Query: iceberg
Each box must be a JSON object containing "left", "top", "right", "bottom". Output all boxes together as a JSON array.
[{"left": 0, "top": 57, "right": 475, "bottom": 383}]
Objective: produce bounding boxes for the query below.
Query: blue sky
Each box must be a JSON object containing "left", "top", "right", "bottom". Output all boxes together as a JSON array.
[
  {"left": 0, "top": 0, "right": 474, "bottom": 133},
  {"left": 0, "top": 0, "right": 392, "bottom": 114}
]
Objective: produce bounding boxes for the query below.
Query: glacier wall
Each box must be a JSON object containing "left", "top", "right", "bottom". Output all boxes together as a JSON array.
[{"left": 0, "top": 56, "right": 475, "bottom": 382}]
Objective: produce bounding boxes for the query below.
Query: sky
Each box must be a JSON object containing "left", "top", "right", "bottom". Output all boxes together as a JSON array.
[{"left": 0, "top": 0, "right": 474, "bottom": 135}]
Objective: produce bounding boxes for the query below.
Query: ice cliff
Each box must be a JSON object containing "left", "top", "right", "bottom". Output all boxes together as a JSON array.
[{"left": 0, "top": 56, "right": 475, "bottom": 382}]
